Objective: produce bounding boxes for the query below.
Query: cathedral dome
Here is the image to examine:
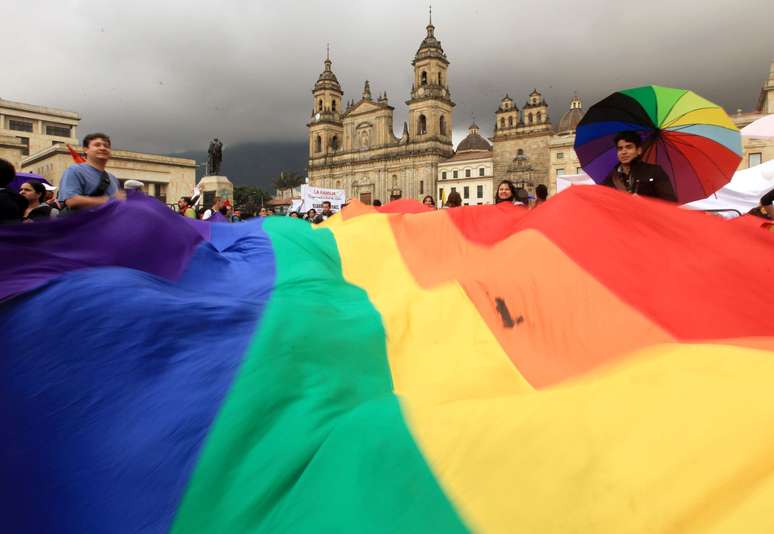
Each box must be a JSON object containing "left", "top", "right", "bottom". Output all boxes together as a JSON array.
[
  {"left": 558, "top": 108, "right": 584, "bottom": 132},
  {"left": 557, "top": 95, "right": 585, "bottom": 132},
  {"left": 456, "top": 123, "right": 492, "bottom": 152}
]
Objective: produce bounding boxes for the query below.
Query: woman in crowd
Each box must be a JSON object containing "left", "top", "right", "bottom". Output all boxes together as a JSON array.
[
  {"left": 288, "top": 211, "right": 300, "bottom": 218},
  {"left": 495, "top": 180, "right": 518, "bottom": 204},
  {"left": 422, "top": 195, "right": 436, "bottom": 208},
  {"left": 445, "top": 191, "right": 462, "bottom": 208},
  {"left": 304, "top": 208, "right": 317, "bottom": 222},
  {"left": 19, "top": 181, "right": 52, "bottom": 221}
]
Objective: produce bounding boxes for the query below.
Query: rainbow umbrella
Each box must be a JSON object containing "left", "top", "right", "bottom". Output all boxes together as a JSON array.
[{"left": 575, "top": 85, "right": 742, "bottom": 203}]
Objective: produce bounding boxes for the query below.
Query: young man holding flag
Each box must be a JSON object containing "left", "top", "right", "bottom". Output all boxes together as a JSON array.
[{"left": 58, "top": 133, "right": 124, "bottom": 211}]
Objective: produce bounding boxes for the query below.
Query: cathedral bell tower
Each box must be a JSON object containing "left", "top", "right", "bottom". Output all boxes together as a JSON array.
[
  {"left": 406, "top": 9, "right": 454, "bottom": 144},
  {"left": 308, "top": 48, "right": 344, "bottom": 159}
]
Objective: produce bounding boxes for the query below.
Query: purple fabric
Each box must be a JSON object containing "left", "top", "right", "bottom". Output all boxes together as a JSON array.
[
  {"left": 208, "top": 212, "right": 228, "bottom": 223},
  {"left": 9, "top": 173, "right": 50, "bottom": 193},
  {"left": 0, "top": 195, "right": 205, "bottom": 301}
]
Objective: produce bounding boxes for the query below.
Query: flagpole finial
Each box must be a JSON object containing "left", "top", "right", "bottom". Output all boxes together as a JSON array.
[
  {"left": 326, "top": 43, "right": 330, "bottom": 61},
  {"left": 429, "top": 4, "right": 433, "bottom": 25}
]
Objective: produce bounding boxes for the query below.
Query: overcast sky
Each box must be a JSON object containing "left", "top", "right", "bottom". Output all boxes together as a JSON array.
[{"left": 7, "top": 0, "right": 774, "bottom": 154}]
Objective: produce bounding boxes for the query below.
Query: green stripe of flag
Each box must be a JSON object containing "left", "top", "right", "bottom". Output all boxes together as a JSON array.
[{"left": 172, "top": 217, "right": 468, "bottom": 533}]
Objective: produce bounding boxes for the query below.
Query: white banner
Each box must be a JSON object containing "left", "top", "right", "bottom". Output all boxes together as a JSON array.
[{"left": 298, "top": 185, "right": 346, "bottom": 213}]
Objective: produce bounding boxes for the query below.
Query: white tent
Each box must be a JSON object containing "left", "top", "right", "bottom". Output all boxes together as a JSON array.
[{"left": 557, "top": 161, "right": 774, "bottom": 218}]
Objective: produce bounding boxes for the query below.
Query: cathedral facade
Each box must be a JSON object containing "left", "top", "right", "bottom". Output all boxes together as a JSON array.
[
  {"left": 307, "top": 18, "right": 454, "bottom": 204},
  {"left": 307, "top": 17, "right": 568, "bottom": 203}
]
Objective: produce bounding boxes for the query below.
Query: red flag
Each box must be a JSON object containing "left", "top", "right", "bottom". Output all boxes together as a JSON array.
[{"left": 66, "top": 144, "right": 86, "bottom": 163}]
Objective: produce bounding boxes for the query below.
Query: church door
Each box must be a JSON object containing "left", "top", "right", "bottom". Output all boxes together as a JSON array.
[{"left": 359, "top": 192, "right": 372, "bottom": 205}]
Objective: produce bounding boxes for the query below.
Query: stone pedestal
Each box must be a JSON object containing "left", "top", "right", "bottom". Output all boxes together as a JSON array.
[{"left": 197, "top": 175, "right": 234, "bottom": 205}]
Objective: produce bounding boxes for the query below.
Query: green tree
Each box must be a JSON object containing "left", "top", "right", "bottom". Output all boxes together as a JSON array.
[
  {"left": 234, "top": 185, "right": 271, "bottom": 217},
  {"left": 272, "top": 171, "right": 305, "bottom": 193}
]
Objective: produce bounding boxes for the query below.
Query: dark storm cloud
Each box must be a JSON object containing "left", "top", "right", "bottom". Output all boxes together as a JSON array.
[{"left": 7, "top": 0, "right": 774, "bottom": 153}]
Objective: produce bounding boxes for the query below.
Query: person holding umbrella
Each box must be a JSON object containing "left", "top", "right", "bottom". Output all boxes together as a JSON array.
[
  {"left": 575, "top": 86, "right": 743, "bottom": 204},
  {"left": 601, "top": 131, "right": 676, "bottom": 202}
]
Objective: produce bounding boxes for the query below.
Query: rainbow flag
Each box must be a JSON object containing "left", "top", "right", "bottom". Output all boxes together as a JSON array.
[{"left": 1, "top": 187, "right": 773, "bottom": 533}]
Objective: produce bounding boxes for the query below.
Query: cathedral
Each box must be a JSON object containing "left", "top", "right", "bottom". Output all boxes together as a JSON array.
[{"left": 306, "top": 16, "right": 583, "bottom": 203}]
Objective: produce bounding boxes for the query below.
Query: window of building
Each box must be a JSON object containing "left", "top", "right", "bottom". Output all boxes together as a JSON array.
[
  {"left": 537, "top": 111, "right": 542, "bottom": 123},
  {"left": 439, "top": 187, "right": 444, "bottom": 203},
  {"left": 418, "top": 114, "right": 427, "bottom": 135},
  {"left": 517, "top": 148, "right": 524, "bottom": 156},
  {"left": 331, "top": 135, "right": 338, "bottom": 150},
  {"left": 452, "top": 170, "right": 458, "bottom": 179},
  {"left": 318, "top": 99, "right": 323, "bottom": 111},
  {"left": 508, "top": 116, "right": 513, "bottom": 127},
  {"left": 557, "top": 152, "right": 564, "bottom": 160},
  {"left": 556, "top": 168, "right": 566, "bottom": 177},
  {"left": 463, "top": 186, "right": 470, "bottom": 199},
  {"left": 46, "top": 124, "right": 71, "bottom": 137},
  {"left": 442, "top": 171, "right": 447, "bottom": 180},
  {"left": 9, "top": 119, "right": 33, "bottom": 133},
  {"left": 465, "top": 169, "right": 471, "bottom": 178},
  {"left": 576, "top": 167, "right": 583, "bottom": 174},
  {"left": 315, "top": 135, "right": 322, "bottom": 153},
  {"left": 527, "top": 112, "right": 533, "bottom": 124},
  {"left": 479, "top": 167, "right": 485, "bottom": 177},
  {"left": 477, "top": 185, "right": 483, "bottom": 198},
  {"left": 440, "top": 115, "right": 447, "bottom": 136},
  {"left": 335, "top": 180, "right": 341, "bottom": 189},
  {"left": 420, "top": 180, "right": 424, "bottom": 194},
  {"left": 17, "top": 137, "right": 29, "bottom": 156},
  {"left": 421, "top": 71, "right": 428, "bottom": 86},
  {"left": 500, "top": 118, "right": 505, "bottom": 129},
  {"left": 749, "top": 152, "right": 762, "bottom": 167},
  {"left": 438, "top": 72, "right": 443, "bottom": 85},
  {"left": 153, "top": 183, "right": 167, "bottom": 203},
  {"left": 451, "top": 187, "right": 457, "bottom": 193}
]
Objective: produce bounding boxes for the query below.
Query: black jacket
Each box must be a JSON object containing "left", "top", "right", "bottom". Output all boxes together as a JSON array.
[
  {"left": 602, "top": 159, "right": 677, "bottom": 202},
  {"left": 0, "top": 188, "right": 28, "bottom": 224}
]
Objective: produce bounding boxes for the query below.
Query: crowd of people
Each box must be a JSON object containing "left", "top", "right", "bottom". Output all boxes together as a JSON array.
[{"left": 2, "top": 130, "right": 773, "bottom": 225}]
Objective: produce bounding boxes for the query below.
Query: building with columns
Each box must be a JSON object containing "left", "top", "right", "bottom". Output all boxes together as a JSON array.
[
  {"left": 437, "top": 123, "right": 494, "bottom": 205},
  {"left": 732, "top": 60, "right": 774, "bottom": 170},
  {"left": 307, "top": 15, "right": 454, "bottom": 204},
  {"left": 0, "top": 97, "right": 196, "bottom": 206}
]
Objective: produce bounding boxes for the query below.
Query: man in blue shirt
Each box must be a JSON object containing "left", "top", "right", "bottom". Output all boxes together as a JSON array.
[{"left": 58, "top": 133, "right": 124, "bottom": 210}]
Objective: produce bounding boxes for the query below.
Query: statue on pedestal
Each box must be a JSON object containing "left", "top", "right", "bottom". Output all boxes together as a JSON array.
[{"left": 207, "top": 138, "right": 223, "bottom": 176}]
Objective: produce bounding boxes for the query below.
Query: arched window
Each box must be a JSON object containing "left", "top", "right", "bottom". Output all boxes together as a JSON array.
[
  {"left": 500, "top": 118, "right": 505, "bottom": 129},
  {"left": 438, "top": 72, "right": 443, "bottom": 85},
  {"left": 335, "top": 180, "right": 341, "bottom": 189},
  {"left": 537, "top": 111, "right": 542, "bottom": 123},
  {"left": 439, "top": 115, "right": 447, "bottom": 136},
  {"left": 315, "top": 135, "right": 322, "bottom": 153},
  {"left": 318, "top": 99, "right": 323, "bottom": 111},
  {"left": 508, "top": 116, "right": 513, "bottom": 127},
  {"left": 331, "top": 135, "right": 338, "bottom": 151},
  {"left": 517, "top": 148, "right": 524, "bottom": 156},
  {"left": 527, "top": 112, "right": 533, "bottom": 124},
  {"left": 421, "top": 71, "right": 428, "bottom": 86},
  {"left": 332, "top": 100, "right": 337, "bottom": 112},
  {"left": 418, "top": 114, "right": 427, "bottom": 135}
]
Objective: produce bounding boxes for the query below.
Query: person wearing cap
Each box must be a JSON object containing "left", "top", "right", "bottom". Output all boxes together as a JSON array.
[
  {"left": 19, "top": 181, "right": 52, "bottom": 221},
  {"left": 123, "top": 179, "right": 145, "bottom": 192}
]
